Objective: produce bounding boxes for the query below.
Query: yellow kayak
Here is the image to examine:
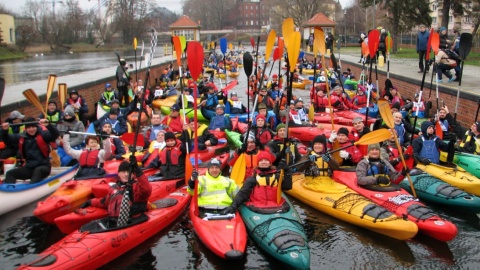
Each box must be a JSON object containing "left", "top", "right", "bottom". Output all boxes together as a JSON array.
[
  {"left": 227, "top": 71, "right": 239, "bottom": 78},
  {"left": 286, "top": 174, "right": 418, "bottom": 240},
  {"left": 152, "top": 95, "right": 177, "bottom": 109},
  {"left": 416, "top": 163, "right": 480, "bottom": 196}
]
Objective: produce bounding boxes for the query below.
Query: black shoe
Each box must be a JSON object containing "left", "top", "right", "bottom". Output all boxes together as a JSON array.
[
  {"left": 417, "top": 70, "right": 423, "bottom": 73},
  {"left": 453, "top": 77, "right": 460, "bottom": 82}
]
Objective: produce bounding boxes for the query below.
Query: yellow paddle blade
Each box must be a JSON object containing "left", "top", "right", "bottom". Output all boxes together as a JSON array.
[
  {"left": 58, "top": 83, "right": 67, "bottom": 109},
  {"left": 276, "top": 169, "right": 284, "bottom": 204},
  {"left": 282, "top": 17, "right": 294, "bottom": 49},
  {"left": 315, "top": 27, "right": 326, "bottom": 55},
  {"left": 332, "top": 139, "right": 342, "bottom": 164},
  {"left": 288, "top": 32, "right": 301, "bottom": 73},
  {"left": 308, "top": 104, "right": 314, "bottom": 122},
  {"left": 229, "top": 43, "right": 233, "bottom": 50},
  {"left": 265, "top": 29, "right": 277, "bottom": 62},
  {"left": 45, "top": 74, "right": 57, "bottom": 112},
  {"left": 133, "top": 37, "right": 137, "bottom": 50},
  {"left": 377, "top": 99, "right": 394, "bottom": 128},
  {"left": 179, "top": 36, "right": 187, "bottom": 52},
  {"left": 232, "top": 153, "right": 246, "bottom": 187},
  {"left": 355, "top": 129, "right": 392, "bottom": 145},
  {"left": 23, "top": 88, "right": 46, "bottom": 116},
  {"left": 312, "top": 34, "right": 319, "bottom": 56}
]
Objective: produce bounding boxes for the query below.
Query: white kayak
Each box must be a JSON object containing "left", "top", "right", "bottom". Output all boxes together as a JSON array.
[{"left": 0, "top": 164, "right": 79, "bottom": 216}]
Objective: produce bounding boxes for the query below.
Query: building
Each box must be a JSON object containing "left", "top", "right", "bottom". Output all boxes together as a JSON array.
[
  {"left": 429, "top": 0, "right": 473, "bottom": 33},
  {"left": 0, "top": 13, "right": 15, "bottom": 45},
  {"left": 234, "top": 0, "right": 269, "bottom": 33},
  {"left": 169, "top": 15, "right": 201, "bottom": 41}
]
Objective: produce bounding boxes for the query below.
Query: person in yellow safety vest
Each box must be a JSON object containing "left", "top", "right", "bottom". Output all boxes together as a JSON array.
[
  {"left": 187, "top": 158, "right": 238, "bottom": 211},
  {"left": 458, "top": 121, "right": 480, "bottom": 155},
  {"left": 221, "top": 151, "right": 292, "bottom": 214},
  {"left": 307, "top": 135, "right": 339, "bottom": 177}
]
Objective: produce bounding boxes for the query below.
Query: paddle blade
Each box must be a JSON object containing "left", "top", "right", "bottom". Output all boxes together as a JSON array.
[
  {"left": 431, "top": 32, "right": 440, "bottom": 55},
  {"left": 361, "top": 41, "right": 370, "bottom": 57},
  {"left": 332, "top": 139, "right": 342, "bottom": 164},
  {"left": 23, "top": 89, "right": 46, "bottom": 115},
  {"left": 228, "top": 42, "right": 233, "bottom": 51},
  {"left": 330, "top": 52, "right": 338, "bottom": 71},
  {"left": 355, "top": 129, "right": 392, "bottom": 145},
  {"left": 426, "top": 28, "right": 434, "bottom": 61},
  {"left": 435, "top": 120, "right": 443, "bottom": 139},
  {"left": 378, "top": 99, "right": 394, "bottom": 128},
  {"left": 173, "top": 36, "right": 182, "bottom": 67},
  {"left": 58, "top": 83, "right": 67, "bottom": 109},
  {"left": 185, "top": 156, "right": 193, "bottom": 185},
  {"left": 46, "top": 74, "right": 57, "bottom": 112},
  {"left": 308, "top": 104, "right": 314, "bottom": 122},
  {"left": 314, "top": 27, "right": 325, "bottom": 55},
  {"left": 273, "top": 47, "right": 280, "bottom": 62},
  {"left": 368, "top": 30, "right": 380, "bottom": 58},
  {"left": 179, "top": 36, "right": 187, "bottom": 52},
  {"left": 459, "top": 33, "right": 473, "bottom": 60},
  {"left": 243, "top": 52, "right": 254, "bottom": 77},
  {"left": 120, "top": 132, "right": 145, "bottom": 147},
  {"left": 232, "top": 153, "right": 246, "bottom": 186},
  {"left": 288, "top": 32, "right": 301, "bottom": 73},
  {"left": 278, "top": 38, "right": 284, "bottom": 57},
  {"left": 220, "top": 37, "right": 227, "bottom": 54},
  {"left": 187, "top": 41, "right": 204, "bottom": 81},
  {"left": 133, "top": 37, "right": 137, "bottom": 50},
  {"left": 265, "top": 30, "right": 276, "bottom": 62},
  {"left": 386, "top": 33, "right": 393, "bottom": 53},
  {"left": 250, "top": 36, "right": 255, "bottom": 49},
  {"left": 282, "top": 18, "right": 295, "bottom": 49}
]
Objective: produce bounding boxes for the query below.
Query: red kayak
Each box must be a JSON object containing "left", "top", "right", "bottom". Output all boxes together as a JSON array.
[
  {"left": 333, "top": 170, "right": 458, "bottom": 242},
  {"left": 314, "top": 111, "right": 376, "bottom": 126},
  {"left": 34, "top": 176, "right": 117, "bottom": 224},
  {"left": 190, "top": 141, "right": 230, "bottom": 164},
  {"left": 20, "top": 187, "right": 190, "bottom": 270},
  {"left": 189, "top": 194, "right": 247, "bottom": 259},
  {"left": 221, "top": 79, "right": 239, "bottom": 92},
  {"left": 288, "top": 125, "right": 353, "bottom": 144},
  {"left": 54, "top": 173, "right": 184, "bottom": 234}
]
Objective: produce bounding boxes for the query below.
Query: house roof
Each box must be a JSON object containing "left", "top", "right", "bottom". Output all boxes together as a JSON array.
[
  {"left": 303, "top": 12, "right": 337, "bottom": 27},
  {"left": 169, "top": 15, "right": 201, "bottom": 29}
]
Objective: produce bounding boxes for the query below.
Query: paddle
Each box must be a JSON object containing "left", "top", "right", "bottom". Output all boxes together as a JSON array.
[
  {"left": 386, "top": 32, "right": 392, "bottom": 78},
  {"left": 113, "top": 51, "right": 130, "bottom": 82},
  {"left": 45, "top": 75, "right": 57, "bottom": 113},
  {"left": 454, "top": 33, "right": 473, "bottom": 123},
  {"left": 187, "top": 41, "right": 204, "bottom": 215},
  {"left": 366, "top": 30, "right": 380, "bottom": 125},
  {"left": 133, "top": 38, "right": 138, "bottom": 82},
  {"left": 268, "top": 47, "right": 280, "bottom": 78},
  {"left": 315, "top": 27, "right": 334, "bottom": 130},
  {"left": 23, "top": 89, "right": 46, "bottom": 116},
  {"left": 426, "top": 28, "right": 435, "bottom": 116},
  {"left": 243, "top": 52, "right": 254, "bottom": 144},
  {"left": 138, "top": 40, "right": 145, "bottom": 72},
  {"left": 220, "top": 37, "right": 228, "bottom": 84},
  {"left": 429, "top": 31, "right": 443, "bottom": 138},
  {"left": 312, "top": 29, "right": 321, "bottom": 111},
  {"left": 0, "top": 78, "right": 4, "bottom": 123},
  {"left": 58, "top": 83, "right": 67, "bottom": 109},
  {"left": 250, "top": 36, "right": 255, "bottom": 52},
  {"left": 328, "top": 128, "right": 392, "bottom": 154},
  {"left": 378, "top": 99, "right": 417, "bottom": 197}
]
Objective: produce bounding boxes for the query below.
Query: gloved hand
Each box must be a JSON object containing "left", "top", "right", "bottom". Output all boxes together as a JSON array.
[
  {"left": 420, "top": 158, "right": 431, "bottom": 165},
  {"left": 329, "top": 131, "right": 337, "bottom": 143},
  {"left": 390, "top": 158, "right": 400, "bottom": 166},
  {"left": 220, "top": 206, "right": 236, "bottom": 215},
  {"left": 278, "top": 161, "right": 290, "bottom": 173},
  {"left": 308, "top": 154, "right": 317, "bottom": 162},
  {"left": 129, "top": 155, "right": 142, "bottom": 175},
  {"left": 99, "top": 131, "right": 109, "bottom": 139},
  {"left": 402, "top": 153, "right": 411, "bottom": 160},
  {"left": 377, "top": 176, "right": 390, "bottom": 185},
  {"left": 321, "top": 154, "right": 331, "bottom": 162},
  {"left": 401, "top": 167, "right": 410, "bottom": 176},
  {"left": 238, "top": 143, "right": 248, "bottom": 154},
  {"left": 339, "top": 150, "right": 350, "bottom": 159},
  {"left": 79, "top": 200, "right": 91, "bottom": 208}
]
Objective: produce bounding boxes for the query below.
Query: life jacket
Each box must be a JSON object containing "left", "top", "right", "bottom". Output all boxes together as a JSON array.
[
  {"left": 46, "top": 111, "right": 61, "bottom": 123},
  {"left": 314, "top": 96, "right": 328, "bottom": 111},
  {"left": 19, "top": 133, "right": 49, "bottom": 158},
  {"left": 102, "top": 91, "right": 115, "bottom": 103},
  {"left": 365, "top": 159, "right": 390, "bottom": 178},
  {"left": 459, "top": 132, "right": 480, "bottom": 154},
  {"left": 107, "top": 185, "right": 131, "bottom": 217},
  {"left": 159, "top": 145, "right": 181, "bottom": 165},
  {"left": 245, "top": 171, "right": 285, "bottom": 208},
  {"left": 109, "top": 138, "right": 117, "bottom": 154},
  {"left": 394, "top": 123, "right": 406, "bottom": 145},
  {"left": 288, "top": 109, "right": 302, "bottom": 125},
  {"left": 8, "top": 125, "right": 25, "bottom": 134},
  {"left": 79, "top": 149, "right": 100, "bottom": 167},
  {"left": 67, "top": 97, "right": 83, "bottom": 109},
  {"left": 196, "top": 175, "right": 236, "bottom": 208},
  {"left": 387, "top": 145, "right": 404, "bottom": 171},
  {"left": 438, "top": 119, "right": 449, "bottom": 132},
  {"left": 353, "top": 94, "right": 368, "bottom": 107},
  {"left": 419, "top": 137, "right": 440, "bottom": 164}
]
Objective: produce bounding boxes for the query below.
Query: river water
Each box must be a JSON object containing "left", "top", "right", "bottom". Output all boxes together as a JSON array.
[{"left": 1, "top": 53, "right": 480, "bottom": 269}]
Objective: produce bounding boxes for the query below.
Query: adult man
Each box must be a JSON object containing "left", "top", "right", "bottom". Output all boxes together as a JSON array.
[
  {"left": 144, "top": 113, "right": 166, "bottom": 144},
  {"left": 349, "top": 117, "right": 370, "bottom": 155},
  {"left": 328, "top": 127, "right": 363, "bottom": 166},
  {"left": 80, "top": 156, "right": 152, "bottom": 226},
  {"left": 162, "top": 104, "right": 187, "bottom": 135},
  {"left": 146, "top": 131, "right": 187, "bottom": 179},
  {"left": 413, "top": 121, "right": 453, "bottom": 165},
  {"left": 187, "top": 159, "right": 238, "bottom": 211},
  {"left": 356, "top": 143, "right": 407, "bottom": 187},
  {"left": 431, "top": 106, "right": 459, "bottom": 141},
  {"left": 267, "top": 123, "right": 301, "bottom": 167},
  {"left": 0, "top": 111, "right": 26, "bottom": 166},
  {"left": 416, "top": 25, "right": 430, "bottom": 73},
  {"left": 101, "top": 108, "right": 128, "bottom": 136},
  {"left": 1, "top": 117, "right": 59, "bottom": 184},
  {"left": 65, "top": 89, "right": 89, "bottom": 126},
  {"left": 116, "top": 58, "right": 131, "bottom": 107},
  {"left": 390, "top": 112, "right": 419, "bottom": 146},
  {"left": 200, "top": 85, "right": 220, "bottom": 120},
  {"left": 101, "top": 122, "right": 127, "bottom": 160},
  {"left": 40, "top": 101, "right": 63, "bottom": 126},
  {"left": 180, "top": 119, "right": 218, "bottom": 151}
]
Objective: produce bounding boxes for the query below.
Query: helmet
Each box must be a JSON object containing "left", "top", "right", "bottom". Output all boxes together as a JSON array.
[{"left": 230, "top": 91, "right": 237, "bottom": 97}]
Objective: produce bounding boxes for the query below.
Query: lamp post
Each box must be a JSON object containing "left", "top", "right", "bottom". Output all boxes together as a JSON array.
[{"left": 344, "top": 9, "right": 347, "bottom": 47}]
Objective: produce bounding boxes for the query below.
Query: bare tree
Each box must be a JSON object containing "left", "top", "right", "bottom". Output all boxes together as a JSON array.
[
  {"left": 183, "top": 0, "right": 236, "bottom": 30},
  {"left": 111, "top": 0, "right": 152, "bottom": 44},
  {"left": 16, "top": 24, "right": 37, "bottom": 51},
  {"left": 466, "top": 0, "right": 480, "bottom": 37}
]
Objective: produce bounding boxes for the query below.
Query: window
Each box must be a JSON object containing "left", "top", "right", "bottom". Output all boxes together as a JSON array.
[
  {"left": 464, "top": 16, "right": 471, "bottom": 23},
  {"left": 246, "top": 13, "right": 248, "bottom": 18},
  {"left": 432, "top": 17, "right": 437, "bottom": 24},
  {"left": 449, "top": 16, "right": 453, "bottom": 23},
  {"left": 251, "top": 20, "right": 253, "bottom": 26},
  {"left": 432, "top": 4, "right": 437, "bottom": 11}
]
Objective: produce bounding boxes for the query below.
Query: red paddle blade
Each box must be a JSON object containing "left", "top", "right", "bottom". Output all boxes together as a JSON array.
[
  {"left": 278, "top": 38, "right": 284, "bottom": 57},
  {"left": 426, "top": 28, "right": 434, "bottom": 61},
  {"left": 362, "top": 42, "right": 369, "bottom": 58},
  {"left": 173, "top": 36, "right": 182, "bottom": 67},
  {"left": 431, "top": 32, "right": 440, "bottom": 55},
  {"left": 120, "top": 133, "right": 145, "bottom": 147},
  {"left": 368, "top": 30, "right": 380, "bottom": 58},
  {"left": 250, "top": 37, "right": 255, "bottom": 48},
  {"left": 435, "top": 121, "right": 443, "bottom": 139},
  {"left": 273, "top": 47, "right": 280, "bottom": 62},
  {"left": 187, "top": 41, "right": 204, "bottom": 81}
]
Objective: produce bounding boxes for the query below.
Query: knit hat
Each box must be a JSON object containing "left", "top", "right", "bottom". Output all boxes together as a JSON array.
[
  {"left": 368, "top": 143, "right": 381, "bottom": 152},
  {"left": 276, "top": 123, "right": 286, "bottom": 132},
  {"left": 257, "top": 151, "right": 272, "bottom": 163},
  {"left": 69, "top": 89, "right": 78, "bottom": 95},
  {"left": 439, "top": 27, "right": 446, "bottom": 32},
  {"left": 311, "top": 135, "right": 326, "bottom": 148},
  {"left": 256, "top": 114, "right": 266, "bottom": 121},
  {"left": 64, "top": 107, "right": 75, "bottom": 117},
  {"left": 208, "top": 158, "right": 221, "bottom": 169},
  {"left": 111, "top": 99, "right": 120, "bottom": 104},
  {"left": 295, "top": 98, "right": 304, "bottom": 105},
  {"left": 421, "top": 121, "right": 434, "bottom": 134},
  {"left": 171, "top": 104, "right": 180, "bottom": 111},
  {"left": 165, "top": 132, "right": 176, "bottom": 141},
  {"left": 109, "top": 108, "right": 119, "bottom": 115},
  {"left": 272, "top": 74, "right": 278, "bottom": 78},
  {"left": 352, "top": 117, "right": 363, "bottom": 124},
  {"left": 24, "top": 117, "right": 38, "bottom": 128},
  {"left": 118, "top": 161, "right": 130, "bottom": 172},
  {"left": 9, "top": 110, "right": 25, "bottom": 120},
  {"left": 337, "top": 127, "right": 349, "bottom": 136},
  {"left": 257, "top": 103, "right": 267, "bottom": 110},
  {"left": 48, "top": 101, "right": 57, "bottom": 106}
]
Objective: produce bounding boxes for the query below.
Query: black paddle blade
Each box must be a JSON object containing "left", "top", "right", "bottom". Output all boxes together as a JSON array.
[
  {"left": 459, "top": 33, "right": 473, "bottom": 60},
  {"left": 243, "top": 52, "right": 254, "bottom": 77},
  {"left": 0, "top": 78, "right": 5, "bottom": 105},
  {"left": 330, "top": 53, "right": 338, "bottom": 72}
]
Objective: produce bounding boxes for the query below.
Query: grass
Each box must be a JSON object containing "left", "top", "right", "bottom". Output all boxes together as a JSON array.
[{"left": 0, "top": 46, "right": 28, "bottom": 61}]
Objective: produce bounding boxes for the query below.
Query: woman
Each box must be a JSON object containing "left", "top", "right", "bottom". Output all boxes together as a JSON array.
[{"left": 63, "top": 134, "right": 111, "bottom": 178}]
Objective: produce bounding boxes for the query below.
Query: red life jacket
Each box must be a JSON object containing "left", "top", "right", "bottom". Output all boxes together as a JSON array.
[
  {"left": 353, "top": 95, "right": 368, "bottom": 107},
  {"left": 109, "top": 138, "right": 117, "bottom": 154},
  {"left": 67, "top": 97, "right": 83, "bottom": 107},
  {"left": 19, "top": 134, "right": 49, "bottom": 158},
  {"left": 107, "top": 186, "right": 128, "bottom": 217},
  {"left": 388, "top": 145, "right": 403, "bottom": 171},
  {"left": 79, "top": 149, "right": 100, "bottom": 167},
  {"left": 159, "top": 145, "right": 181, "bottom": 165},
  {"left": 245, "top": 171, "right": 285, "bottom": 208}
]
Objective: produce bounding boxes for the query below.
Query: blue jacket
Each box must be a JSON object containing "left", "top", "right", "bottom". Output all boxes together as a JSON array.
[{"left": 416, "top": 31, "right": 430, "bottom": 51}]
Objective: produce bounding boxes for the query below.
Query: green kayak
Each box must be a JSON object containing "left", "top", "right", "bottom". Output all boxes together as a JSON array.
[
  {"left": 238, "top": 195, "right": 310, "bottom": 270},
  {"left": 440, "top": 151, "right": 480, "bottom": 178},
  {"left": 160, "top": 106, "right": 208, "bottom": 122},
  {"left": 399, "top": 168, "right": 480, "bottom": 213},
  {"left": 225, "top": 129, "right": 242, "bottom": 149}
]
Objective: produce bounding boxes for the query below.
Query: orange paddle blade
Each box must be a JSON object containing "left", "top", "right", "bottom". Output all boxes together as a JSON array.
[
  {"left": 265, "top": 30, "right": 277, "bottom": 62},
  {"left": 185, "top": 156, "right": 193, "bottom": 184},
  {"left": 58, "top": 83, "right": 67, "bottom": 109},
  {"left": 431, "top": 32, "right": 440, "bottom": 55},
  {"left": 362, "top": 42, "right": 370, "bottom": 58},
  {"left": 435, "top": 120, "right": 443, "bottom": 139},
  {"left": 173, "top": 36, "right": 182, "bottom": 67},
  {"left": 315, "top": 27, "right": 326, "bottom": 55},
  {"left": 282, "top": 18, "right": 295, "bottom": 49}
]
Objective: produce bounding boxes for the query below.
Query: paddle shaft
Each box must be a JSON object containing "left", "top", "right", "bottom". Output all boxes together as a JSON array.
[{"left": 0, "top": 78, "right": 4, "bottom": 123}]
